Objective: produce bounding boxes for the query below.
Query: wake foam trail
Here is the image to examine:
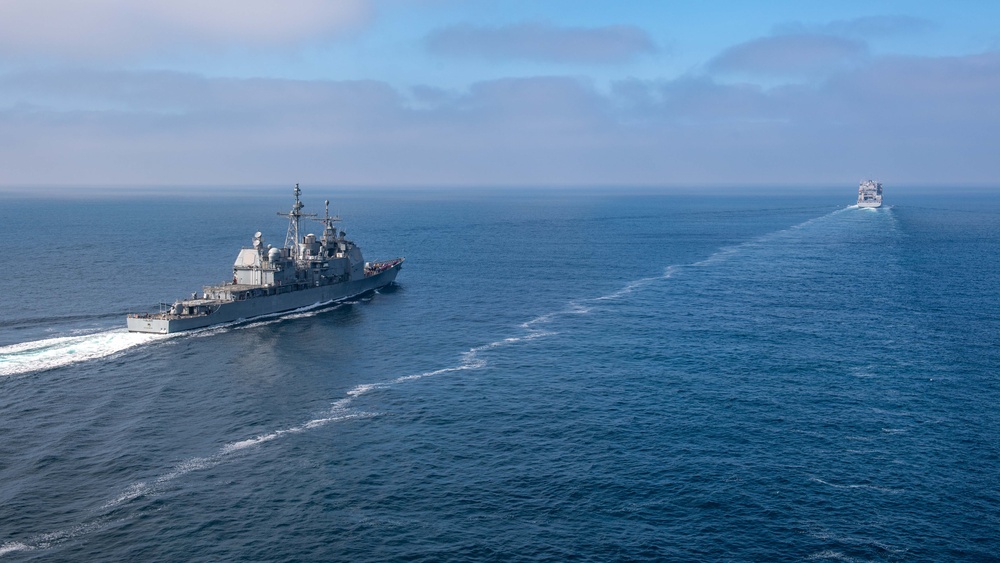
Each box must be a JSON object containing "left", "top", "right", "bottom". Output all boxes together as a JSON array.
[
  {"left": 4, "top": 409, "right": 382, "bottom": 554},
  {"left": 691, "top": 205, "right": 855, "bottom": 269},
  {"left": 593, "top": 275, "right": 661, "bottom": 301},
  {"left": 103, "top": 408, "right": 377, "bottom": 511},
  {"left": 496, "top": 205, "right": 850, "bottom": 349},
  {"left": 0, "top": 544, "right": 30, "bottom": 557},
  {"left": 0, "top": 300, "right": 358, "bottom": 376},
  {"left": 3, "top": 311, "right": 553, "bottom": 555},
  {"left": 0, "top": 330, "right": 169, "bottom": 377},
  {"left": 0, "top": 520, "right": 111, "bottom": 557},
  {"left": 810, "top": 477, "right": 901, "bottom": 494},
  {"left": 187, "top": 299, "right": 355, "bottom": 338}
]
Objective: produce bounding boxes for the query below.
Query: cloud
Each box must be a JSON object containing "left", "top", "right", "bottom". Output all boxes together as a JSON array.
[
  {"left": 708, "top": 34, "right": 868, "bottom": 77},
  {"left": 0, "top": 0, "right": 372, "bottom": 60},
  {"left": 775, "top": 15, "right": 935, "bottom": 39},
  {"left": 823, "top": 51, "right": 1000, "bottom": 128},
  {"left": 425, "top": 22, "right": 657, "bottom": 64},
  {"left": 1, "top": 51, "right": 999, "bottom": 187}
]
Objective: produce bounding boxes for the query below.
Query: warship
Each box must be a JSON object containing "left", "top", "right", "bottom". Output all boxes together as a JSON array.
[
  {"left": 127, "top": 184, "right": 403, "bottom": 333},
  {"left": 857, "top": 179, "right": 883, "bottom": 208}
]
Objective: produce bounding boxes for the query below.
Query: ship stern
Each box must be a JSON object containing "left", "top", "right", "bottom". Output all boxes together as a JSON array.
[{"left": 127, "top": 316, "right": 172, "bottom": 333}]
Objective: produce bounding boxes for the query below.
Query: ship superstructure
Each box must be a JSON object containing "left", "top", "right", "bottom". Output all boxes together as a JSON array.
[
  {"left": 127, "top": 184, "right": 403, "bottom": 333},
  {"left": 857, "top": 180, "right": 883, "bottom": 208}
]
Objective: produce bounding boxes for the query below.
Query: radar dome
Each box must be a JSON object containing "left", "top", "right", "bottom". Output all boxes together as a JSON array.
[{"left": 268, "top": 247, "right": 281, "bottom": 262}]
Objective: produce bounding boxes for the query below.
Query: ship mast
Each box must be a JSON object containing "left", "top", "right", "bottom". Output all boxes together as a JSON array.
[
  {"left": 277, "top": 183, "right": 316, "bottom": 256},
  {"left": 314, "top": 199, "right": 342, "bottom": 238}
]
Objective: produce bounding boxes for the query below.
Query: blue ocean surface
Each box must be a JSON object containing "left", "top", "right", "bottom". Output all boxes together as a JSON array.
[{"left": 0, "top": 187, "right": 998, "bottom": 561}]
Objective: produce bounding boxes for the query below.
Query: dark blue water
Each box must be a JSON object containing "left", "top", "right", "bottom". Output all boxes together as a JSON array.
[{"left": 1, "top": 187, "right": 998, "bottom": 561}]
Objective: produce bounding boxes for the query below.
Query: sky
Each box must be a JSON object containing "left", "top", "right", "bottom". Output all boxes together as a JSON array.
[{"left": 0, "top": 0, "right": 998, "bottom": 188}]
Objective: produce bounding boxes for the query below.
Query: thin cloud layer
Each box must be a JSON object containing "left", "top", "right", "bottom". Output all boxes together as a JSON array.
[
  {"left": 425, "top": 22, "right": 657, "bottom": 64},
  {"left": 0, "top": 0, "right": 372, "bottom": 60},
  {"left": 708, "top": 34, "right": 868, "bottom": 77},
  {"left": 775, "top": 15, "right": 935, "bottom": 39},
  {"left": 0, "top": 3, "right": 996, "bottom": 189},
  {"left": 2, "top": 50, "right": 998, "bottom": 187}
]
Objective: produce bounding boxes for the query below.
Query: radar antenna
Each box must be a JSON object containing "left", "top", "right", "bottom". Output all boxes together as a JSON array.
[
  {"left": 310, "top": 197, "right": 342, "bottom": 239},
  {"left": 276, "top": 183, "right": 316, "bottom": 257}
]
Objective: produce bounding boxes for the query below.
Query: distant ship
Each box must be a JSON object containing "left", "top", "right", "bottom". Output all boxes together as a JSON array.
[
  {"left": 127, "top": 184, "right": 403, "bottom": 333},
  {"left": 857, "top": 180, "right": 883, "bottom": 208}
]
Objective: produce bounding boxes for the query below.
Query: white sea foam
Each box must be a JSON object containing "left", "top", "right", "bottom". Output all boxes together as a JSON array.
[
  {"left": 221, "top": 433, "right": 285, "bottom": 455},
  {"left": 844, "top": 435, "right": 875, "bottom": 442},
  {"left": 0, "top": 543, "right": 31, "bottom": 556},
  {"left": 329, "top": 397, "right": 353, "bottom": 411},
  {"left": 693, "top": 245, "right": 742, "bottom": 267},
  {"left": 99, "top": 409, "right": 374, "bottom": 515},
  {"left": 520, "top": 301, "right": 590, "bottom": 331},
  {"left": 593, "top": 276, "right": 659, "bottom": 301},
  {"left": 806, "top": 550, "right": 852, "bottom": 561},
  {"left": 687, "top": 206, "right": 856, "bottom": 270},
  {"left": 101, "top": 481, "right": 150, "bottom": 509},
  {"left": 0, "top": 330, "right": 168, "bottom": 377},
  {"left": 0, "top": 520, "right": 110, "bottom": 557},
  {"left": 849, "top": 368, "right": 876, "bottom": 378},
  {"left": 810, "top": 477, "right": 901, "bottom": 494},
  {"left": 394, "top": 363, "right": 477, "bottom": 384},
  {"left": 188, "top": 300, "right": 352, "bottom": 337},
  {"left": 807, "top": 529, "right": 906, "bottom": 557},
  {"left": 347, "top": 382, "right": 385, "bottom": 397},
  {"left": 0, "top": 300, "right": 362, "bottom": 377}
]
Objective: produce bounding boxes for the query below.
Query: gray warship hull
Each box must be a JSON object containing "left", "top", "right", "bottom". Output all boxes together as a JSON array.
[
  {"left": 128, "top": 184, "right": 404, "bottom": 334},
  {"left": 128, "top": 262, "right": 400, "bottom": 334}
]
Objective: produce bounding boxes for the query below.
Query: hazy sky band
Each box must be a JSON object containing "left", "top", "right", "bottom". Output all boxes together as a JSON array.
[{"left": 0, "top": 0, "right": 996, "bottom": 187}]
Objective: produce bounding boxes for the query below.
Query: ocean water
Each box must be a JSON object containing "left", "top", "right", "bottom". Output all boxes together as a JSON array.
[{"left": 0, "top": 187, "right": 998, "bottom": 561}]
